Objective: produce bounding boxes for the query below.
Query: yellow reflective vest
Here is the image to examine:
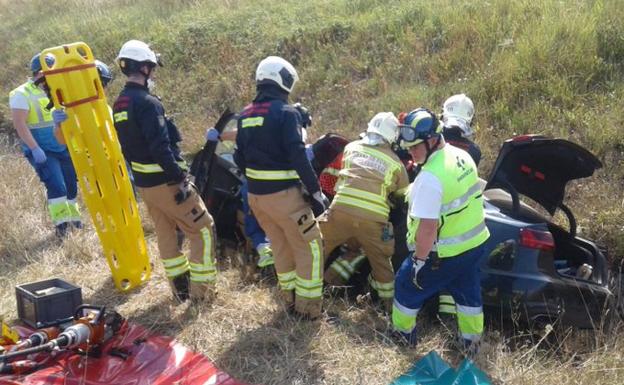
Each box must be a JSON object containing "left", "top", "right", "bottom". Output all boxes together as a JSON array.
[{"left": 407, "top": 145, "right": 489, "bottom": 258}]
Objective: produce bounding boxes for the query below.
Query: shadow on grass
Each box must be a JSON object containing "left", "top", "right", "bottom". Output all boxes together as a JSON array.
[{"left": 215, "top": 306, "right": 324, "bottom": 385}]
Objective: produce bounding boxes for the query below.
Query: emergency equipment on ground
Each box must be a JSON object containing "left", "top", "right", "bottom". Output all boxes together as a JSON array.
[{"left": 40, "top": 42, "right": 149, "bottom": 291}]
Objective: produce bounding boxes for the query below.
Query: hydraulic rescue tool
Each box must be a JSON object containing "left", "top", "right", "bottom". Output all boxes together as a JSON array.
[
  {"left": 40, "top": 42, "right": 150, "bottom": 292},
  {"left": 0, "top": 305, "right": 124, "bottom": 375}
]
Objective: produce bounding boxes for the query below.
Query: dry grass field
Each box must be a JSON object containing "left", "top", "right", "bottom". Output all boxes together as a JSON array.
[{"left": 1, "top": 0, "right": 623, "bottom": 384}]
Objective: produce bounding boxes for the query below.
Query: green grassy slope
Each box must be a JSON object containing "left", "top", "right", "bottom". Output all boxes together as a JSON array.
[{"left": 2, "top": 0, "right": 622, "bottom": 257}]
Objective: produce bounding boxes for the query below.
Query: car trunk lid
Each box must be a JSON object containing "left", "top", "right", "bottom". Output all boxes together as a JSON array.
[{"left": 485, "top": 135, "right": 602, "bottom": 215}]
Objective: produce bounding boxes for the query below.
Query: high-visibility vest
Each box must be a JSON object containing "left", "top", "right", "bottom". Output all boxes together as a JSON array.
[
  {"left": 407, "top": 145, "right": 489, "bottom": 258},
  {"left": 9, "top": 81, "right": 53, "bottom": 129}
]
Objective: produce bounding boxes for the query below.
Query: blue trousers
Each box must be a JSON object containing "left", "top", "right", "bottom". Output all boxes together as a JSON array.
[
  {"left": 393, "top": 244, "right": 485, "bottom": 344},
  {"left": 25, "top": 148, "right": 77, "bottom": 200},
  {"left": 240, "top": 178, "right": 269, "bottom": 249}
]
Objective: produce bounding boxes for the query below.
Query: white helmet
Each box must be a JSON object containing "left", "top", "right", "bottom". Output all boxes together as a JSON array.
[
  {"left": 116, "top": 40, "right": 160, "bottom": 71},
  {"left": 443, "top": 94, "right": 474, "bottom": 123},
  {"left": 366, "top": 112, "right": 399, "bottom": 144},
  {"left": 255, "top": 56, "right": 299, "bottom": 93},
  {"left": 442, "top": 94, "right": 475, "bottom": 138}
]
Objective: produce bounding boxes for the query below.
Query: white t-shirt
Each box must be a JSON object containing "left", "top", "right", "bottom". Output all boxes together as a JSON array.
[
  {"left": 408, "top": 170, "right": 443, "bottom": 220},
  {"left": 9, "top": 91, "right": 29, "bottom": 110}
]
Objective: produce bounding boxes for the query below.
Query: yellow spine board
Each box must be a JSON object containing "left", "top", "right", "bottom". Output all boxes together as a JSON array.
[{"left": 41, "top": 42, "right": 150, "bottom": 291}]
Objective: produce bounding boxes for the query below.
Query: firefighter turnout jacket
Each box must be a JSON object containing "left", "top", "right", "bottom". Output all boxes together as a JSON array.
[
  {"left": 113, "top": 82, "right": 187, "bottom": 187},
  {"left": 234, "top": 86, "right": 320, "bottom": 196},
  {"left": 332, "top": 140, "right": 409, "bottom": 223}
]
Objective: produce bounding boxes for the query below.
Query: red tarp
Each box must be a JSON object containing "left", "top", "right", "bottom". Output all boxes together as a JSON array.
[{"left": 1, "top": 323, "right": 249, "bottom": 385}]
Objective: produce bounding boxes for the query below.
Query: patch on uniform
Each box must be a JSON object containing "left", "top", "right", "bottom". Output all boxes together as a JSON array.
[
  {"left": 350, "top": 153, "right": 388, "bottom": 174},
  {"left": 158, "top": 115, "right": 166, "bottom": 128}
]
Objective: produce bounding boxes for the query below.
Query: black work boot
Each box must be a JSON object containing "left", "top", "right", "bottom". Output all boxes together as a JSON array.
[{"left": 170, "top": 271, "right": 190, "bottom": 303}]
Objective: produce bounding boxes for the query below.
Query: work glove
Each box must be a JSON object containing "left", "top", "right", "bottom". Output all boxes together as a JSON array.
[
  {"left": 52, "top": 109, "right": 68, "bottom": 125},
  {"left": 172, "top": 174, "right": 194, "bottom": 205},
  {"left": 411, "top": 258, "right": 426, "bottom": 290},
  {"left": 205, "top": 127, "right": 220, "bottom": 142},
  {"left": 293, "top": 103, "right": 312, "bottom": 128},
  {"left": 31, "top": 146, "right": 47, "bottom": 164},
  {"left": 310, "top": 190, "right": 329, "bottom": 217}
]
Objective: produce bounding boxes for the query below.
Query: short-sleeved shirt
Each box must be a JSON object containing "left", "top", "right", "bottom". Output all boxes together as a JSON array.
[{"left": 408, "top": 170, "right": 443, "bottom": 220}]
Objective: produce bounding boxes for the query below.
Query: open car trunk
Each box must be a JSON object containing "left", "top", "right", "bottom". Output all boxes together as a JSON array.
[{"left": 484, "top": 135, "right": 606, "bottom": 285}]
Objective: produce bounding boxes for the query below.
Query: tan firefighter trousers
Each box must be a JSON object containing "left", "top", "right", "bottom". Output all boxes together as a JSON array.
[
  {"left": 139, "top": 183, "right": 217, "bottom": 301},
  {"left": 320, "top": 208, "right": 395, "bottom": 310},
  {"left": 248, "top": 186, "right": 324, "bottom": 318}
]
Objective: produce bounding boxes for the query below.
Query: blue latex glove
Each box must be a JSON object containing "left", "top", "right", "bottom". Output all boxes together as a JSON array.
[
  {"left": 52, "top": 109, "right": 68, "bottom": 125},
  {"left": 31, "top": 146, "right": 47, "bottom": 164},
  {"left": 205, "top": 127, "right": 220, "bottom": 142},
  {"left": 412, "top": 258, "right": 426, "bottom": 290}
]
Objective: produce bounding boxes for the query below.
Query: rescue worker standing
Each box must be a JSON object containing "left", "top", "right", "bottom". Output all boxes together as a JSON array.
[
  {"left": 321, "top": 112, "right": 409, "bottom": 312},
  {"left": 9, "top": 53, "right": 81, "bottom": 237},
  {"left": 234, "top": 56, "right": 327, "bottom": 319},
  {"left": 437, "top": 94, "right": 481, "bottom": 318},
  {"left": 441, "top": 94, "right": 481, "bottom": 165},
  {"left": 392, "top": 108, "right": 489, "bottom": 352},
  {"left": 113, "top": 40, "right": 217, "bottom": 303}
]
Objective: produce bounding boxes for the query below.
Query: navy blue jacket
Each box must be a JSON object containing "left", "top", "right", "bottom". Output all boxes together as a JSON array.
[
  {"left": 443, "top": 126, "right": 482, "bottom": 166},
  {"left": 234, "top": 85, "right": 320, "bottom": 195},
  {"left": 113, "top": 82, "right": 186, "bottom": 187}
]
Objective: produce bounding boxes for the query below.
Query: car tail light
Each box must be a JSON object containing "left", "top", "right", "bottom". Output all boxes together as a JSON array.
[{"left": 519, "top": 228, "right": 554, "bottom": 251}]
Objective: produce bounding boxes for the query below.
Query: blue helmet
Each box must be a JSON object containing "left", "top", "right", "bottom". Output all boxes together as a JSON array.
[
  {"left": 30, "top": 53, "right": 55, "bottom": 74},
  {"left": 398, "top": 108, "right": 442, "bottom": 149},
  {"left": 95, "top": 60, "right": 113, "bottom": 87}
]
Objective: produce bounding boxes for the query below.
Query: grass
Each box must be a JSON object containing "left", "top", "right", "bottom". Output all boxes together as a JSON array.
[{"left": 1, "top": 0, "right": 623, "bottom": 384}]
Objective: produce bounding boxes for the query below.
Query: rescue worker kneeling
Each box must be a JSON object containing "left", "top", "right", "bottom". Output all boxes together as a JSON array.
[
  {"left": 321, "top": 112, "right": 409, "bottom": 312},
  {"left": 234, "top": 56, "right": 327, "bottom": 319},
  {"left": 113, "top": 40, "right": 217, "bottom": 303},
  {"left": 392, "top": 109, "right": 489, "bottom": 353}
]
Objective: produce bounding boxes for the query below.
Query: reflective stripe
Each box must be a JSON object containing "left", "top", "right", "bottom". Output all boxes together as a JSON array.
[
  {"left": 189, "top": 262, "right": 216, "bottom": 273},
  {"left": 200, "top": 227, "right": 215, "bottom": 268},
  {"left": 245, "top": 168, "right": 299, "bottom": 181},
  {"left": 277, "top": 271, "right": 296, "bottom": 291},
  {"left": 163, "top": 255, "right": 190, "bottom": 278},
  {"left": 309, "top": 239, "right": 322, "bottom": 281},
  {"left": 162, "top": 255, "right": 188, "bottom": 268},
  {"left": 456, "top": 304, "right": 483, "bottom": 316},
  {"left": 437, "top": 221, "right": 487, "bottom": 246},
  {"left": 190, "top": 272, "right": 216, "bottom": 283},
  {"left": 393, "top": 299, "right": 419, "bottom": 316},
  {"left": 392, "top": 301, "right": 418, "bottom": 333},
  {"left": 457, "top": 305, "right": 484, "bottom": 336},
  {"left": 48, "top": 197, "right": 71, "bottom": 225},
  {"left": 439, "top": 182, "right": 482, "bottom": 214},
  {"left": 439, "top": 295, "right": 456, "bottom": 305},
  {"left": 130, "top": 161, "right": 188, "bottom": 173},
  {"left": 295, "top": 276, "right": 322, "bottom": 299},
  {"left": 338, "top": 186, "right": 389, "bottom": 207},
  {"left": 330, "top": 261, "right": 351, "bottom": 281},
  {"left": 113, "top": 111, "right": 128, "bottom": 123},
  {"left": 67, "top": 199, "right": 81, "bottom": 221},
  {"left": 333, "top": 195, "right": 389, "bottom": 217},
  {"left": 369, "top": 276, "right": 394, "bottom": 298},
  {"left": 438, "top": 304, "right": 457, "bottom": 314},
  {"left": 241, "top": 116, "right": 264, "bottom": 128}
]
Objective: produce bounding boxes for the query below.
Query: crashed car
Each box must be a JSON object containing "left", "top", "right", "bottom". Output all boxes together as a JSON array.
[
  {"left": 191, "top": 118, "right": 616, "bottom": 329},
  {"left": 480, "top": 135, "right": 614, "bottom": 329}
]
